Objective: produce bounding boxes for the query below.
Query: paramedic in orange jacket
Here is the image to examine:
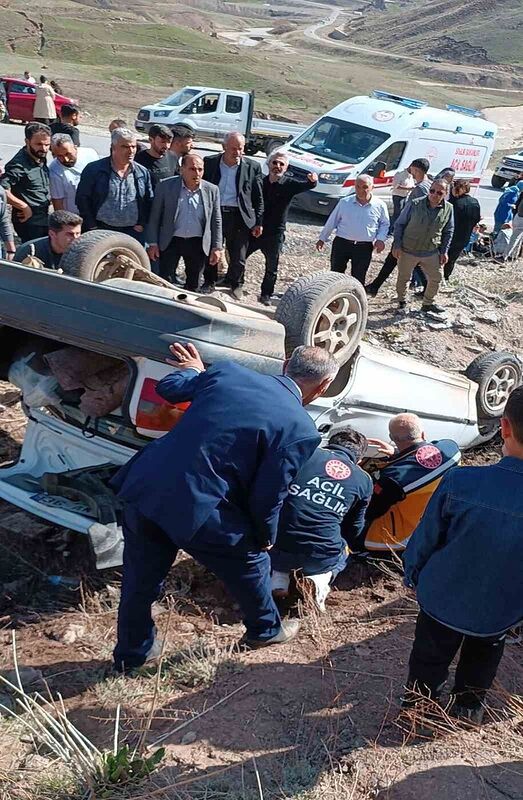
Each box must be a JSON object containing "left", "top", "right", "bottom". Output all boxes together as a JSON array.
[{"left": 358, "top": 413, "right": 460, "bottom": 554}]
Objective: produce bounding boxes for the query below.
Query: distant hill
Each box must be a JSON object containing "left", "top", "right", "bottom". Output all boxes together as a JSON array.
[{"left": 347, "top": 0, "right": 522, "bottom": 67}]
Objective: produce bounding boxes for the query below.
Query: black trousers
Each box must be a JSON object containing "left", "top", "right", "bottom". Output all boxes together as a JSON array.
[
  {"left": 246, "top": 231, "right": 284, "bottom": 297},
  {"left": 13, "top": 217, "right": 48, "bottom": 244},
  {"left": 330, "top": 237, "right": 374, "bottom": 284},
  {"left": 159, "top": 236, "right": 206, "bottom": 290},
  {"left": 407, "top": 610, "right": 506, "bottom": 709},
  {"left": 444, "top": 239, "right": 468, "bottom": 280},
  {"left": 204, "top": 208, "right": 250, "bottom": 288}
]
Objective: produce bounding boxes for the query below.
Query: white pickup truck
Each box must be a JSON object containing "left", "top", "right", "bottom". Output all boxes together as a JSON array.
[
  {"left": 134, "top": 86, "right": 305, "bottom": 155},
  {"left": 491, "top": 149, "right": 523, "bottom": 189}
]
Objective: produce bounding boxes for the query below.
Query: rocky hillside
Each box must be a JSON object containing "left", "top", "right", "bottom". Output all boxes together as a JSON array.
[{"left": 347, "top": 0, "right": 522, "bottom": 67}]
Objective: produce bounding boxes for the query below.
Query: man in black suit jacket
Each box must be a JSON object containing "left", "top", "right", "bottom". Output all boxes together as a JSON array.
[{"left": 202, "top": 132, "right": 264, "bottom": 299}]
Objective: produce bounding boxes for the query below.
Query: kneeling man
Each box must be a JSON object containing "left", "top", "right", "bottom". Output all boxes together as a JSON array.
[{"left": 271, "top": 428, "right": 373, "bottom": 611}]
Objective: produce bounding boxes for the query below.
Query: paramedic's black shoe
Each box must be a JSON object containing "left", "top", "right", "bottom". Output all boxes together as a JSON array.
[
  {"left": 259, "top": 294, "right": 272, "bottom": 306},
  {"left": 449, "top": 703, "right": 485, "bottom": 725},
  {"left": 365, "top": 284, "right": 378, "bottom": 297},
  {"left": 200, "top": 282, "right": 216, "bottom": 294},
  {"left": 240, "top": 620, "right": 300, "bottom": 650}
]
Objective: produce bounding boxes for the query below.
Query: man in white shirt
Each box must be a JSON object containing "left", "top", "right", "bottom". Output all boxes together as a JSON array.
[
  {"left": 49, "top": 133, "right": 98, "bottom": 214},
  {"left": 390, "top": 167, "right": 415, "bottom": 234},
  {"left": 316, "top": 175, "right": 389, "bottom": 284}
]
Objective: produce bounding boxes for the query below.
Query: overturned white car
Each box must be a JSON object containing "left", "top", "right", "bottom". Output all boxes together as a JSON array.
[{"left": 0, "top": 232, "right": 520, "bottom": 551}]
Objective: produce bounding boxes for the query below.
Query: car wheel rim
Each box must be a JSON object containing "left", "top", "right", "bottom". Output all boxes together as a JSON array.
[
  {"left": 311, "top": 292, "right": 362, "bottom": 362},
  {"left": 93, "top": 248, "right": 144, "bottom": 281},
  {"left": 484, "top": 365, "right": 519, "bottom": 413}
]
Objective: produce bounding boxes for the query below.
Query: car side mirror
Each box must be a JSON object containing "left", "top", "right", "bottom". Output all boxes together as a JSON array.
[{"left": 366, "top": 160, "right": 387, "bottom": 178}]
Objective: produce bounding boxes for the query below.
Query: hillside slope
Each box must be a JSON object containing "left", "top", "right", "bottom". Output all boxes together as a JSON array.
[{"left": 348, "top": 0, "right": 522, "bottom": 66}]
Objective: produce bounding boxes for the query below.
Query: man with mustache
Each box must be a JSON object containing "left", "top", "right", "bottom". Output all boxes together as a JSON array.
[{"left": 0, "top": 122, "right": 51, "bottom": 242}]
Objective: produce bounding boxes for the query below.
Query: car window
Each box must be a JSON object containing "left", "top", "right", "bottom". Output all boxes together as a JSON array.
[
  {"left": 160, "top": 87, "right": 199, "bottom": 107},
  {"left": 225, "top": 95, "right": 243, "bottom": 114},
  {"left": 293, "top": 116, "right": 389, "bottom": 163},
  {"left": 10, "top": 82, "right": 35, "bottom": 95},
  {"left": 184, "top": 93, "right": 220, "bottom": 115},
  {"left": 375, "top": 141, "right": 407, "bottom": 171}
]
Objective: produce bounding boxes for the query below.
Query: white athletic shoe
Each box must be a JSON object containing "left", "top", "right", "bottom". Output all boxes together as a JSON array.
[{"left": 303, "top": 571, "right": 332, "bottom": 613}]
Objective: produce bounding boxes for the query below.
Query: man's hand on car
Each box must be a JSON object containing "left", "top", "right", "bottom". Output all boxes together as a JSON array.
[
  {"left": 147, "top": 244, "right": 160, "bottom": 262},
  {"left": 367, "top": 437, "right": 395, "bottom": 457},
  {"left": 316, "top": 239, "right": 325, "bottom": 252},
  {"left": 16, "top": 204, "right": 32, "bottom": 223},
  {"left": 307, "top": 172, "right": 318, "bottom": 184},
  {"left": 166, "top": 342, "right": 205, "bottom": 372},
  {"left": 373, "top": 239, "right": 386, "bottom": 254},
  {"left": 209, "top": 248, "right": 222, "bottom": 266}
]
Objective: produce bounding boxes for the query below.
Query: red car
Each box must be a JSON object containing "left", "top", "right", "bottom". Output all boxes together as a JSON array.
[{"left": 0, "top": 76, "right": 76, "bottom": 123}]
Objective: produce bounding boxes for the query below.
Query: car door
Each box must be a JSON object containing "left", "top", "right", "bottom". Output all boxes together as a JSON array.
[
  {"left": 180, "top": 91, "right": 221, "bottom": 138},
  {"left": 366, "top": 140, "right": 407, "bottom": 200},
  {"left": 219, "top": 93, "right": 246, "bottom": 136},
  {"left": 7, "top": 80, "right": 36, "bottom": 122},
  {"left": 308, "top": 343, "right": 479, "bottom": 450}
]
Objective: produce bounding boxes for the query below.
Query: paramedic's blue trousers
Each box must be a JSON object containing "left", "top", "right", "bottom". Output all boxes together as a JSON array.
[{"left": 114, "top": 505, "right": 281, "bottom": 671}]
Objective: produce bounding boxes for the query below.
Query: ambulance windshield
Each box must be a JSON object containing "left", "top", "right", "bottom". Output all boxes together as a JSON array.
[{"left": 292, "top": 116, "right": 389, "bottom": 163}]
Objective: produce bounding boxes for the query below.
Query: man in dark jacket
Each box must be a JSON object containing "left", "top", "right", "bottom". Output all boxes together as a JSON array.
[
  {"left": 270, "top": 427, "right": 372, "bottom": 611},
  {"left": 14, "top": 209, "right": 82, "bottom": 269},
  {"left": 112, "top": 342, "right": 338, "bottom": 672},
  {"left": 444, "top": 178, "right": 481, "bottom": 279},
  {"left": 0, "top": 122, "right": 51, "bottom": 242},
  {"left": 403, "top": 387, "right": 523, "bottom": 723},
  {"left": 202, "top": 132, "right": 263, "bottom": 299},
  {"left": 75, "top": 127, "right": 153, "bottom": 243},
  {"left": 247, "top": 149, "right": 317, "bottom": 305}
]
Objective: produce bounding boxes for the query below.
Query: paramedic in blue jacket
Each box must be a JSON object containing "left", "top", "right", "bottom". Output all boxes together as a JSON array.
[
  {"left": 403, "top": 386, "right": 523, "bottom": 723},
  {"left": 112, "top": 342, "right": 339, "bottom": 672},
  {"left": 271, "top": 427, "right": 373, "bottom": 611}
]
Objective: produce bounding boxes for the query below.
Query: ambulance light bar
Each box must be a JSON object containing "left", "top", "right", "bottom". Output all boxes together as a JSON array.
[{"left": 371, "top": 90, "right": 428, "bottom": 109}]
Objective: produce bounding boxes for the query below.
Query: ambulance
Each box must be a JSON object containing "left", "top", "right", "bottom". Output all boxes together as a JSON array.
[{"left": 284, "top": 90, "right": 497, "bottom": 216}]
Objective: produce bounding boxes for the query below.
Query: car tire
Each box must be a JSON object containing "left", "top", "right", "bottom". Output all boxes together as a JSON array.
[
  {"left": 490, "top": 174, "right": 506, "bottom": 190},
  {"left": 59, "top": 230, "right": 150, "bottom": 282},
  {"left": 465, "top": 350, "right": 522, "bottom": 419},
  {"left": 264, "top": 137, "right": 286, "bottom": 155},
  {"left": 275, "top": 271, "right": 368, "bottom": 366}
]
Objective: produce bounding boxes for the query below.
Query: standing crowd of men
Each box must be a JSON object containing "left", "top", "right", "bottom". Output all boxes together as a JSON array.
[
  {"left": 0, "top": 109, "right": 522, "bottom": 728},
  {"left": 3, "top": 112, "right": 511, "bottom": 316}
]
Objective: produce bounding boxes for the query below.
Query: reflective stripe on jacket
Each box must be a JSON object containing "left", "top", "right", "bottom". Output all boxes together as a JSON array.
[{"left": 364, "top": 439, "right": 461, "bottom": 551}]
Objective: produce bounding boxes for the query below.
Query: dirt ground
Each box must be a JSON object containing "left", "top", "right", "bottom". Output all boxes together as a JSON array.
[{"left": 0, "top": 238, "right": 522, "bottom": 799}]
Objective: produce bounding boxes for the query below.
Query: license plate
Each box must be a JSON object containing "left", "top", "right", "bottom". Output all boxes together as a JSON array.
[{"left": 30, "top": 492, "right": 92, "bottom": 516}]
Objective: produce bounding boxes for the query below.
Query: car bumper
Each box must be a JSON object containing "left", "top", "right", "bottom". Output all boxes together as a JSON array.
[
  {"left": 291, "top": 190, "right": 341, "bottom": 217},
  {"left": 495, "top": 166, "right": 523, "bottom": 180},
  {"left": 135, "top": 120, "right": 152, "bottom": 133}
]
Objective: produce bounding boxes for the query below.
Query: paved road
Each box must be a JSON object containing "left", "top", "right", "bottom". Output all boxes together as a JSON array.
[
  {"left": 0, "top": 121, "right": 500, "bottom": 223},
  {"left": 0, "top": 121, "right": 223, "bottom": 163}
]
